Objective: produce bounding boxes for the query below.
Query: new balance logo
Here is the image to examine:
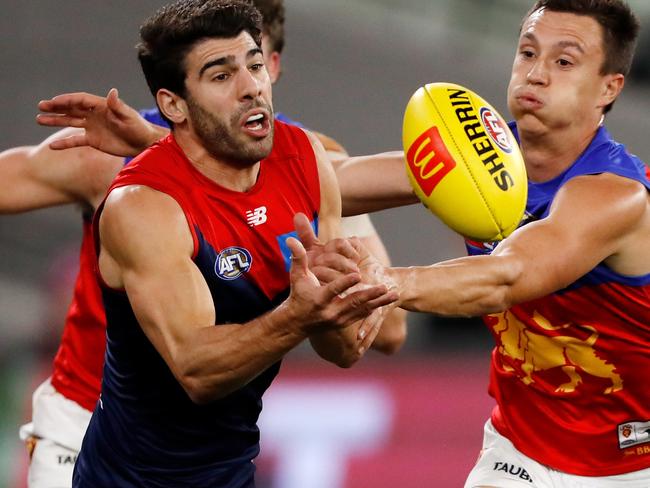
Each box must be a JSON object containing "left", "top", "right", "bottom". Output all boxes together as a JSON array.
[{"left": 246, "top": 206, "right": 268, "bottom": 227}]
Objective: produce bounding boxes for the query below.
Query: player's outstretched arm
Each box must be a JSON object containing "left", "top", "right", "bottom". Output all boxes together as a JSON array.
[
  {"left": 388, "top": 173, "right": 650, "bottom": 316},
  {"left": 37, "top": 88, "right": 168, "bottom": 157},
  {"left": 335, "top": 151, "right": 419, "bottom": 216},
  {"left": 99, "top": 188, "right": 397, "bottom": 404},
  {"left": 0, "top": 128, "right": 123, "bottom": 213}
]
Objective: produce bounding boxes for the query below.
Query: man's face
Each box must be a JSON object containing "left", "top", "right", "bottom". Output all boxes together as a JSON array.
[
  {"left": 183, "top": 31, "right": 274, "bottom": 166},
  {"left": 507, "top": 9, "right": 611, "bottom": 136}
]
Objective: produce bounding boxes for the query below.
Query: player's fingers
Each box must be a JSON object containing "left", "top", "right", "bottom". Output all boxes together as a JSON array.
[
  {"left": 36, "top": 114, "right": 87, "bottom": 128},
  {"left": 38, "top": 93, "right": 102, "bottom": 114},
  {"left": 322, "top": 273, "right": 362, "bottom": 300},
  {"left": 286, "top": 236, "right": 308, "bottom": 275},
  {"left": 48, "top": 134, "right": 89, "bottom": 151},
  {"left": 323, "top": 237, "right": 360, "bottom": 262},
  {"left": 335, "top": 285, "right": 394, "bottom": 323},
  {"left": 347, "top": 236, "right": 365, "bottom": 255},
  {"left": 106, "top": 88, "right": 122, "bottom": 114},
  {"left": 310, "top": 265, "right": 346, "bottom": 284},
  {"left": 313, "top": 252, "right": 358, "bottom": 275},
  {"left": 293, "top": 213, "right": 319, "bottom": 250},
  {"left": 356, "top": 313, "right": 382, "bottom": 352}
]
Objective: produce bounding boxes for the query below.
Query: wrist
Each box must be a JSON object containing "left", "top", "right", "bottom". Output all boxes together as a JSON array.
[
  {"left": 269, "top": 299, "right": 311, "bottom": 340},
  {"left": 386, "top": 267, "right": 408, "bottom": 308},
  {"left": 143, "top": 124, "right": 168, "bottom": 150}
]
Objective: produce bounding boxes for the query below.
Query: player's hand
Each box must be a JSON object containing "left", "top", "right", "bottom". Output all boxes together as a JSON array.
[
  {"left": 36, "top": 88, "right": 166, "bottom": 157},
  {"left": 292, "top": 213, "right": 398, "bottom": 345},
  {"left": 293, "top": 213, "right": 361, "bottom": 283},
  {"left": 285, "top": 235, "right": 398, "bottom": 336}
]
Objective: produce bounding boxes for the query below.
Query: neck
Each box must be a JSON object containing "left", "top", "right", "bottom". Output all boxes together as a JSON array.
[
  {"left": 518, "top": 120, "right": 601, "bottom": 182},
  {"left": 173, "top": 130, "right": 260, "bottom": 193}
]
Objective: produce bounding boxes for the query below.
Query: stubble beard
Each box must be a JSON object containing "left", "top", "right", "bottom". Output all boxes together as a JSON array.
[{"left": 186, "top": 95, "right": 274, "bottom": 167}]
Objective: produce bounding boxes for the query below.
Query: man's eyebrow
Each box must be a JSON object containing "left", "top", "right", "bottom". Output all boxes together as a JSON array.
[
  {"left": 520, "top": 32, "right": 584, "bottom": 53},
  {"left": 557, "top": 40, "right": 584, "bottom": 53},
  {"left": 199, "top": 48, "right": 263, "bottom": 77},
  {"left": 199, "top": 56, "right": 234, "bottom": 77}
]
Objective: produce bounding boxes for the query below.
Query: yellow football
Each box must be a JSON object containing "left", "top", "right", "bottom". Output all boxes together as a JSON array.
[{"left": 402, "top": 82, "right": 527, "bottom": 241}]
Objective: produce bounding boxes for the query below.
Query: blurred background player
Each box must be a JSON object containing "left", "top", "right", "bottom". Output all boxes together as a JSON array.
[{"left": 0, "top": 2, "right": 405, "bottom": 487}]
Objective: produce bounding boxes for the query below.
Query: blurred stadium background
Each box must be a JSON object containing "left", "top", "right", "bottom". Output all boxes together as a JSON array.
[{"left": 0, "top": 0, "right": 648, "bottom": 486}]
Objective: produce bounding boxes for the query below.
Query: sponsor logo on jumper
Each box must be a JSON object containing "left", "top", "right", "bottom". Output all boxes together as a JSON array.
[
  {"left": 215, "top": 247, "right": 252, "bottom": 280},
  {"left": 492, "top": 462, "right": 533, "bottom": 483},
  {"left": 618, "top": 421, "right": 650, "bottom": 449},
  {"left": 447, "top": 88, "right": 514, "bottom": 191},
  {"left": 246, "top": 206, "right": 268, "bottom": 227},
  {"left": 487, "top": 310, "right": 622, "bottom": 394}
]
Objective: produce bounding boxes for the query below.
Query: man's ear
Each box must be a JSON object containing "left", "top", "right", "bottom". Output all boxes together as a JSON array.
[
  {"left": 157, "top": 89, "right": 188, "bottom": 124},
  {"left": 599, "top": 73, "right": 625, "bottom": 110},
  {"left": 266, "top": 50, "right": 282, "bottom": 84}
]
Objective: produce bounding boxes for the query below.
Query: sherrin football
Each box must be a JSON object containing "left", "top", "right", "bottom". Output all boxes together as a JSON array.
[{"left": 402, "top": 82, "right": 527, "bottom": 241}]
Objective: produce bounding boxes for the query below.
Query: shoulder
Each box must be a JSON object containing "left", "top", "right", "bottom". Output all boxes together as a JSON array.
[
  {"left": 102, "top": 185, "right": 188, "bottom": 235},
  {"left": 551, "top": 173, "right": 648, "bottom": 243},
  {"left": 101, "top": 185, "right": 193, "bottom": 259}
]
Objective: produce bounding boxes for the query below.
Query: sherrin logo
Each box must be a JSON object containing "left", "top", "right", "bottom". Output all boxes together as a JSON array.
[
  {"left": 215, "top": 246, "right": 252, "bottom": 281},
  {"left": 480, "top": 107, "right": 512, "bottom": 154}
]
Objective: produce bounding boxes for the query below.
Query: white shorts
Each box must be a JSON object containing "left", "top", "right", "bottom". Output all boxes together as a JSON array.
[
  {"left": 19, "top": 378, "right": 92, "bottom": 488},
  {"left": 464, "top": 420, "right": 650, "bottom": 488}
]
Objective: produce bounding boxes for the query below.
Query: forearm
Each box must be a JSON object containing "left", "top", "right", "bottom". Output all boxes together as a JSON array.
[
  {"left": 0, "top": 146, "right": 74, "bottom": 213},
  {"left": 136, "top": 123, "right": 170, "bottom": 155},
  {"left": 308, "top": 326, "right": 364, "bottom": 368},
  {"left": 336, "top": 151, "right": 419, "bottom": 216},
  {"left": 174, "top": 301, "right": 307, "bottom": 403},
  {"left": 389, "top": 254, "right": 522, "bottom": 317}
]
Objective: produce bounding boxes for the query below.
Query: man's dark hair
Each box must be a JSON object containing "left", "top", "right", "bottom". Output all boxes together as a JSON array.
[
  {"left": 525, "top": 0, "right": 640, "bottom": 113},
  {"left": 253, "top": 0, "right": 285, "bottom": 54},
  {"left": 137, "top": 0, "right": 263, "bottom": 103}
]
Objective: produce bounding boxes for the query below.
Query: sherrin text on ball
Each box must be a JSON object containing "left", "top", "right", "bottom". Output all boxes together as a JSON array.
[{"left": 402, "top": 82, "right": 527, "bottom": 241}]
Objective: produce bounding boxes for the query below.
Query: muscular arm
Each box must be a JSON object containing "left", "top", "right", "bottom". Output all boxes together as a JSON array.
[
  {"left": 0, "top": 128, "right": 123, "bottom": 213},
  {"left": 389, "top": 173, "right": 650, "bottom": 315},
  {"left": 99, "top": 186, "right": 394, "bottom": 403},
  {"left": 336, "top": 151, "right": 419, "bottom": 216}
]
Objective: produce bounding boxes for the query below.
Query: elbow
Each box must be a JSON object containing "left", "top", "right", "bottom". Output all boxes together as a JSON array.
[
  {"left": 179, "top": 375, "right": 217, "bottom": 405},
  {"left": 319, "top": 347, "right": 361, "bottom": 368},
  {"left": 333, "top": 353, "right": 360, "bottom": 369},
  {"left": 371, "top": 311, "right": 408, "bottom": 355},
  {"left": 176, "top": 364, "right": 233, "bottom": 405}
]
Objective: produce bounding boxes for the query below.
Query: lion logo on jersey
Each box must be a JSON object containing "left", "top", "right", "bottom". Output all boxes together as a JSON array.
[{"left": 487, "top": 310, "right": 622, "bottom": 394}]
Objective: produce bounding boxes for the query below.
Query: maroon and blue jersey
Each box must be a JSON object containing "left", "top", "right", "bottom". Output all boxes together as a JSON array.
[
  {"left": 467, "top": 124, "right": 650, "bottom": 475},
  {"left": 73, "top": 120, "right": 320, "bottom": 487}
]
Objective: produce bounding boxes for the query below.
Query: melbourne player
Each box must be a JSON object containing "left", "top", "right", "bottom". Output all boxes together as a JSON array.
[{"left": 2, "top": 3, "right": 404, "bottom": 488}]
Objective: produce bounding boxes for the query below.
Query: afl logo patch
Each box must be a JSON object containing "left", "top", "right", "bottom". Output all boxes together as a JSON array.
[
  {"left": 215, "top": 247, "right": 252, "bottom": 280},
  {"left": 480, "top": 107, "right": 512, "bottom": 154}
]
